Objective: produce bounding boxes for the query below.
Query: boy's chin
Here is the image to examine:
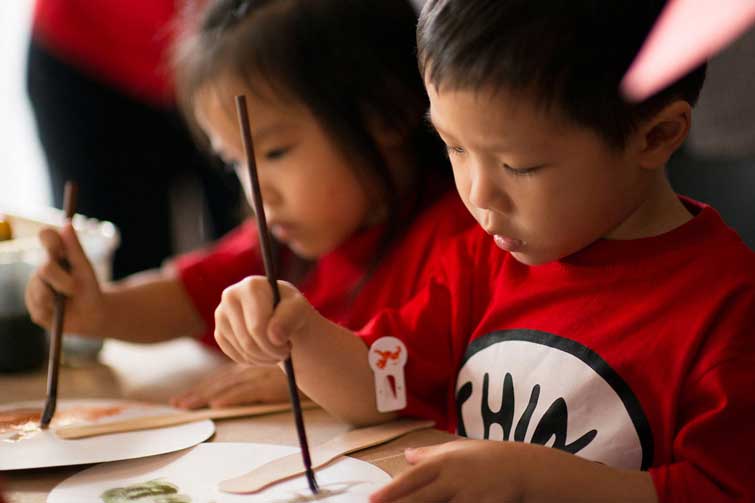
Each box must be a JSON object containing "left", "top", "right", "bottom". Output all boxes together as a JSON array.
[{"left": 509, "top": 250, "right": 555, "bottom": 266}]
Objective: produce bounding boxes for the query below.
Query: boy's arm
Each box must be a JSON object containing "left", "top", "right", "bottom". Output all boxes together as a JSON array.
[{"left": 288, "top": 311, "right": 397, "bottom": 426}]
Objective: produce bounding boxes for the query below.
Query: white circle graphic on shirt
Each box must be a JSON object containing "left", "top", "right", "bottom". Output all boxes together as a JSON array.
[{"left": 455, "top": 329, "right": 653, "bottom": 470}]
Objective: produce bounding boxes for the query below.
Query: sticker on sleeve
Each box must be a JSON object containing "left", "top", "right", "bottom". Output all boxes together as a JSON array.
[{"left": 368, "top": 337, "right": 408, "bottom": 412}]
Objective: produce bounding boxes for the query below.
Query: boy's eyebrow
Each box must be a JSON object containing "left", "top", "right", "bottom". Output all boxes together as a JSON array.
[{"left": 424, "top": 110, "right": 449, "bottom": 138}]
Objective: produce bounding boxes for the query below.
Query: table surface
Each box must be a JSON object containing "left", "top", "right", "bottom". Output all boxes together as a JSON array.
[{"left": 1, "top": 338, "right": 454, "bottom": 503}]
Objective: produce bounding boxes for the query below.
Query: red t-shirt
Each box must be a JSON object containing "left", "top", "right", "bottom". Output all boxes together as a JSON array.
[
  {"left": 175, "top": 191, "right": 475, "bottom": 346},
  {"left": 32, "top": 0, "right": 178, "bottom": 104},
  {"left": 359, "top": 198, "right": 755, "bottom": 502}
]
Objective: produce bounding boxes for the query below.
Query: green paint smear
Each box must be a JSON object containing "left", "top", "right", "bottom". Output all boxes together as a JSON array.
[{"left": 100, "top": 479, "right": 191, "bottom": 503}]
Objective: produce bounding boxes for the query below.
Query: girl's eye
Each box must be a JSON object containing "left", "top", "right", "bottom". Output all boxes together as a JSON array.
[
  {"left": 265, "top": 146, "right": 292, "bottom": 160},
  {"left": 503, "top": 163, "right": 541, "bottom": 176}
]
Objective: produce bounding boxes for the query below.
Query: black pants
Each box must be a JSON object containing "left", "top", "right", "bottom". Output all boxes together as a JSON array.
[{"left": 26, "top": 38, "right": 241, "bottom": 279}]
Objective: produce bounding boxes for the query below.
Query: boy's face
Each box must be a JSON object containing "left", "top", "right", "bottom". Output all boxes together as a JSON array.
[{"left": 427, "top": 84, "right": 653, "bottom": 265}]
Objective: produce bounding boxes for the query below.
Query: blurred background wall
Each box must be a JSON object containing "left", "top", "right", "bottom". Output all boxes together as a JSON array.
[{"left": 0, "top": 1, "right": 49, "bottom": 211}]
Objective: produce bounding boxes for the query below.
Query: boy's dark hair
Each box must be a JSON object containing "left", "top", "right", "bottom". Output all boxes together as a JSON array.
[
  {"left": 417, "top": 0, "right": 707, "bottom": 149},
  {"left": 174, "top": 0, "right": 450, "bottom": 280}
]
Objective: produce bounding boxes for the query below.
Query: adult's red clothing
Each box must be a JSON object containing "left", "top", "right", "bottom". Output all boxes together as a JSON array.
[
  {"left": 32, "top": 0, "right": 178, "bottom": 104},
  {"left": 359, "top": 198, "right": 755, "bottom": 503},
  {"left": 175, "top": 191, "right": 475, "bottom": 346}
]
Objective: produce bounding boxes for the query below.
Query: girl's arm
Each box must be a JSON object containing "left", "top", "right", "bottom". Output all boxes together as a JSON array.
[
  {"left": 25, "top": 224, "right": 203, "bottom": 343},
  {"left": 98, "top": 267, "right": 204, "bottom": 343}
]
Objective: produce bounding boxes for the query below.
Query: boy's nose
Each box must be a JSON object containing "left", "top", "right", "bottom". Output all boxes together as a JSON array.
[{"left": 468, "top": 162, "right": 504, "bottom": 212}]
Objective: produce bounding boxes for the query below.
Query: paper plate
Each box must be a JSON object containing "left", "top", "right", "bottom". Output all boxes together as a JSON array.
[
  {"left": 49, "top": 442, "right": 391, "bottom": 502},
  {"left": 0, "top": 399, "right": 214, "bottom": 470}
]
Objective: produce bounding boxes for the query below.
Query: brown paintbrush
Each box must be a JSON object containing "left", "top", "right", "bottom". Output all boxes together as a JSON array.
[
  {"left": 40, "top": 181, "right": 78, "bottom": 429},
  {"left": 235, "top": 95, "right": 319, "bottom": 495}
]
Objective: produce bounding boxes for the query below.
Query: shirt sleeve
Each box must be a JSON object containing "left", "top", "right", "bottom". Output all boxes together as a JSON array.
[
  {"left": 357, "top": 228, "right": 485, "bottom": 431},
  {"left": 649, "top": 288, "right": 755, "bottom": 502},
  {"left": 358, "top": 274, "right": 457, "bottom": 429},
  {"left": 173, "top": 221, "right": 263, "bottom": 349}
]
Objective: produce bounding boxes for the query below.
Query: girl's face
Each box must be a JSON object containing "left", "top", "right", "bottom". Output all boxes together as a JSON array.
[{"left": 195, "top": 85, "right": 376, "bottom": 259}]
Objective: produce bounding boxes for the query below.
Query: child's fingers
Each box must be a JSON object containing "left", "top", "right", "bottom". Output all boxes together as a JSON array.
[
  {"left": 225, "top": 296, "right": 270, "bottom": 362},
  {"left": 267, "top": 284, "right": 311, "bottom": 347},
  {"left": 214, "top": 313, "right": 248, "bottom": 364},
  {"left": 369, "top": 462, "right": 443, "bottom": 503},
  {"left": 404, "top": 440, "right": 469, "bottom": 465},
  {"left": 25, "top": 276, "right": 55, "bottom": 329},
  {"left": 37, "top": 259, "right": 76, "bottom": 296},
  {"left": 239, "top": 296, "right": 290, "bottom": 362},
  {"left": 209, "top": 384, "right": 260, "bottom": 408},
  {"left": 38, "top": 228, "right": 65, "bottom": 261},
  {"left": 26, "top": 275, "right": 55, "bottom": 316},
  {"left": 60, "top": 224, "right": 96, "bottom": 279},
  {"left": 228, "top": 277, "right": 289, "bottom": 361}
]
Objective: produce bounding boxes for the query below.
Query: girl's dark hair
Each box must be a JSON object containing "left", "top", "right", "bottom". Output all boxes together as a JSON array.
[
  {"left": 417, "top": 0, "right": 707, "bottom": 150},
  {"left": 174, "top": 0, "right": 450, "bottom": 278}
]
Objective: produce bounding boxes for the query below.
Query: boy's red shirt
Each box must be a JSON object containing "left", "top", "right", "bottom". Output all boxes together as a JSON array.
[
  {"left": 359, "top": 197, "right": 755, "bottom": 502},
  {"left": 175, "top": 190, "right": 475, "bottom": 344}
]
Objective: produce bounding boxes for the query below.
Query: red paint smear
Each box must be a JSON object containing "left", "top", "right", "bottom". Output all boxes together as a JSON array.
[
  {"left": 373, "top": 346, "right": 402, "bottom": 370},
  {"left": 0, "top": 405, "right": 127, "bottom": 440}
]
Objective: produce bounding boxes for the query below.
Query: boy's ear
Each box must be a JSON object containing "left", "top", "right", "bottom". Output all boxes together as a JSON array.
[{"left": 632, "top": 100, "right": 692, "bottom": 170}]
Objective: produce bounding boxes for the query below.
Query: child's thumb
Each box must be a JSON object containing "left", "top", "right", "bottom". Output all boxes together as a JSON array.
[{"left": 268, "top": 295, "right": 309, "bottom": 347}]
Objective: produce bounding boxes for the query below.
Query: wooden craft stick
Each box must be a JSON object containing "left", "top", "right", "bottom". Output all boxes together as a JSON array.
[
  {"left": 55, "top": 401, "right": 318, "bottom": 440},
  {"left": 219, "top": 419, "right": 435, "bottom": 494}
]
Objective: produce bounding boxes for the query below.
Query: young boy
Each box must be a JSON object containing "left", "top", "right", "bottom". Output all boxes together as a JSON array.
[{"left": 214, "top": 0, "right": 755, "bottom": 501}]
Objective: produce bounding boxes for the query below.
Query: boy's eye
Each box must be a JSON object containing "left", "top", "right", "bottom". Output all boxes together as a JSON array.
[
  {"left": 445, "top": 145, "right": 465, "bottom": 156},
  {"left": 265, "top": 146, "right": 292, "bottom": 160},
  {"left": 503, "top": 163, "right": 541, "bottom": 176}
]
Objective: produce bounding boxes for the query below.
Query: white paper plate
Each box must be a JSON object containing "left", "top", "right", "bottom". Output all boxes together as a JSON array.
[
  {"left": 49, "top": 442, "right": 391, "bottom": 502},
  {"left": 0, "top": 399, "right": 214, "bottom": 471}
]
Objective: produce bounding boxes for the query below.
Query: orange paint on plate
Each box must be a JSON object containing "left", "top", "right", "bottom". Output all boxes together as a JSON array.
[{"left": 0, "top": 405, "right": 127, "bottom": 442}]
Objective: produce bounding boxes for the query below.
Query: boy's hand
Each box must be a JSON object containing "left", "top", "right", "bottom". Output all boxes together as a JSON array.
[
  {"left": 170, "top": 363, "right": 293, "bottom": 409},
  {"left": 369, "top": 440, "right": 525, "bottom": 503},
  {"left": 24, "top": 224, "right": 105, "bottom": 335},
  {"left": 213, "top": 277, "right": 315, "bottom": 367}
]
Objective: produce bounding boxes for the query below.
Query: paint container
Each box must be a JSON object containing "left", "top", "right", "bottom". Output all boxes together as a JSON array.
[{"left": 0, "top": 207, "right": 119, "bottom": 372}]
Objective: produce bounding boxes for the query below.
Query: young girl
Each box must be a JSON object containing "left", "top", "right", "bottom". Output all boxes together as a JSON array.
[{"left": 24, "top": 0, "right": 473, "bottom": 408}]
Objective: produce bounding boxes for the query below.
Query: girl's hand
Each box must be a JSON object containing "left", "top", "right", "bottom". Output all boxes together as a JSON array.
[
  {"left": 170, "top": 363, "right": 293, "bottom": 409},
  {"left": 213, "top": 277, "right": 316, "bottom": 366},
  {"left": 24, "top": 224, "right": 105, "bottom": 335},
  {"left": 369, "top": 440, "right": 525, "bottom": 503}
]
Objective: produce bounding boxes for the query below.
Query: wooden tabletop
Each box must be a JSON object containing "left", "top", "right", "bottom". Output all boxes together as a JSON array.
[{"left": 1, "top": 338, "right": 455, "bottom": 503}]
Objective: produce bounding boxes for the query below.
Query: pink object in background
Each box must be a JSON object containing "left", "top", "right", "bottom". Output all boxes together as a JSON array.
[{"left": 621, "top": 0, "right": 755, "bottom": 102}]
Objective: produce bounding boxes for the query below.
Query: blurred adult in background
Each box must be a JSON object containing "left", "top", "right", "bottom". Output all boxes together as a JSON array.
[
  {"left": 668, "top": 27, "right": 755, "bottom": 250},
  {"left": 26, "top": 0, "right": 241, "bottom": 279}
]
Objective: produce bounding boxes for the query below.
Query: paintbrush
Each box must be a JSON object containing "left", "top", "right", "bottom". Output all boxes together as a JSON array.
[
  {"left": 40, "top": 181, "right": 78, "bottom": 429},
  {"left": 235, "top": 95, "right": 319, "bottom": 495}
]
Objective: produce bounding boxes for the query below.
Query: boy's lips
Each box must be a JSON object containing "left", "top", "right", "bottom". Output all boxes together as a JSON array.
[{"left": 493, "top": 234, "right": 524, "bottom": 252}]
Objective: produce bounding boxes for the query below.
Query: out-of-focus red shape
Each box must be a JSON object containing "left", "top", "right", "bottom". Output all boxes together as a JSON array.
[{"left": 621, "top": 0, "right": 755, "bottom": 102}]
